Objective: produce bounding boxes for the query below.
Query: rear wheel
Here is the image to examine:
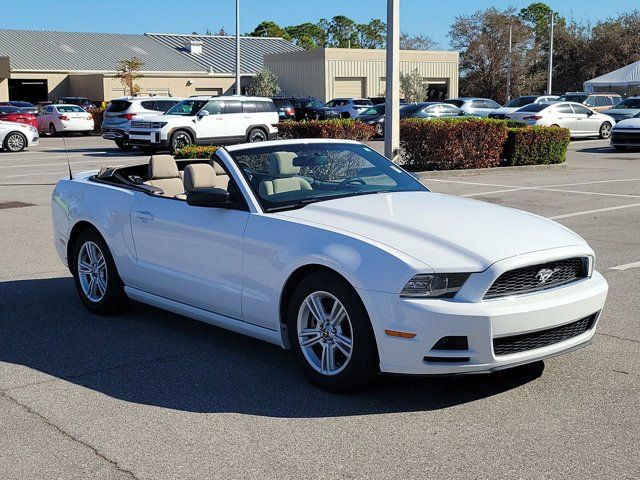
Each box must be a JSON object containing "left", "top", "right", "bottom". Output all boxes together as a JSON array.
[
  {"left": 49, "top": 123, "right": 57, "bottom": 137},
  {"left": 375, "top": 123, "right": 384, "bottom": 137},
  {"left": 287, "top": 272, "right": 379, "bottom": 392},
  {"left": 599, "top": 121, "right": 612, "bottom": 139},
  {"left": 71, "top": 228, "right": 127, "bottom": 315},
  {"left": 169, "top": 130, "right": 193, "bottom": 154},
  {"left": 3, "top": 132, "right": 27, "bottom": 152},
  {"left": 247, "top": 127, "right": 267, "bottom": 143}
]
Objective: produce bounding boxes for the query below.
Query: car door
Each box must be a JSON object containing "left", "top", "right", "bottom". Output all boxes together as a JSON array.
[
  {"left": 551, "top": 104, "right": 579, "bottom": 132},
  {"left": 39, "top": 106, "right": 55, "bottom": 131},
  {"left": 572, "top": 103, "right": 601, "bottom": 135},
  {"left": 128, "top": 192, "right": 249, "bottom": 319},
  {"left": 196, "top": 100, "right": 226, "bottom": 142},
  {"left": 221, "top": 99, "right": 245, "bottom": 141}
]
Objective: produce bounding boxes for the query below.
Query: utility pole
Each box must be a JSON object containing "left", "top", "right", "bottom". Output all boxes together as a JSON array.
[
  {"left": 235, "top": 0, "right": 241, "bottom": 95},
  {"left": 506, "top": 21, "right": 512, "bottom": 102},
  {"left": 384, "top": 0, "right": 400, "bottom": 162},
  {"left": 547, "top": 11, "right": 554, "bottom": 95}
]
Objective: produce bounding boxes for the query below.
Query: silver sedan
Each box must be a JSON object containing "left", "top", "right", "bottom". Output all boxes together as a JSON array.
[{"left": 507, "top": 101, "right": 615, "bottom": 138}]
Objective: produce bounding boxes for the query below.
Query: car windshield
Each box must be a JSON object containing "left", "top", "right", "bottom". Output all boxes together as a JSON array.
[
  {"left": 400, "top": 104, "right": 424, "bottom": 115},
  {"left": 300, "top": 98, "right": 324, "bottom": 108},
  {"left": 165, "top": 100, "right": 207, "bottom": 116},
  {"left": 559, "top": 94, "right": 587, "bottom": 103},
  {"left": 354, "top": 99, "right": 373, "bottom": 106},
  {"left": 57, "top": 105, "right": 85, "bottom": 113},
  {"left": 516, "top": 103, "right": 548, "bottom": 112},
  {"left": 228, "top": 143, "right": 427, "bottom": 212},
  {"left": 506, "top": 96, "right": 538, "bottom": 108},
  {"left": 444, "top": 99, "right": 464, "bottom": 108},
  {"left": 361, "top": 105, "right": 385, "bottom": 115},
  {"left": 0, "top": 106, "right": 21, "bottom": 113},
  {"left": 613, "top": 98, "right": 640, "bottom": 109}
]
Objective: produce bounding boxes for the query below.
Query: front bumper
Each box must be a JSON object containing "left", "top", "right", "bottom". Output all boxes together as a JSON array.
[
  {"left": 101, "top": 127, "right": 128, "bottom": 141},
  {"left": 358, "top": 249, "right": 609, "bottom": 376},
  {"left": 128, "top": 129, "right": 167, "bottom": 146},
  {"left": 611, "top": 130, "right": 640, "bottom": 147}
]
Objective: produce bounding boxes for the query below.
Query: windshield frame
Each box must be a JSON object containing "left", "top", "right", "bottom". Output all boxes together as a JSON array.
[
  {"left": 165, "top": 99, "right": 208, "bottom": 116},
  {"left": 224, "top": 142, "right": 428, "bottom": 213}
]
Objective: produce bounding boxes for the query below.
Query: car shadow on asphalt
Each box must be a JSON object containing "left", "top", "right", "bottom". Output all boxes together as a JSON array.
[{"left": 1, "top": 277, "right": 544, "bottom": 417}]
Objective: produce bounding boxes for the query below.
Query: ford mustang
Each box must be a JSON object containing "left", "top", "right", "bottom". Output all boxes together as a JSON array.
[{"left": 51, "top": 139, "right": 608, "bottom": 391}]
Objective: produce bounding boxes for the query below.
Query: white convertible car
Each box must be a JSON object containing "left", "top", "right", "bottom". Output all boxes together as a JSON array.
[{"left": 52, "top": 139, "right": 608, "bottom": 391}]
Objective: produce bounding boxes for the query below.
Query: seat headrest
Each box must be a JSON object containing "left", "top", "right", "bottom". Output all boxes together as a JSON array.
[
  {"left": 210, "top": 160, "right": 227, "bottom": 176},
  {"left": 269, "top": 152, "right": 300, "bottom": 178},
  {"left": 148, "top": 155, "right": 179, "bottom": 180},
  {"left": 183, "top": 163, "right": 217, "bottom": 192}
]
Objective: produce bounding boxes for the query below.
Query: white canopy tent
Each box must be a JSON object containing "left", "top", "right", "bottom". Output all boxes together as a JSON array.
[{"left": 584, "top": 61, "right": 640, "bottom": 93}]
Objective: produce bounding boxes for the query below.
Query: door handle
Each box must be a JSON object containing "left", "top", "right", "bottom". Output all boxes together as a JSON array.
[
  {"left": 134, "top": 210, "right": 154, "bottom": 222},
  {"left": 215, "top": 116, "right": 224, "bottom": 120}
]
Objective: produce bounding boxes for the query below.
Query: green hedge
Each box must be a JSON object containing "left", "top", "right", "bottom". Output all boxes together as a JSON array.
[
  {"left": 278, "top": 119, "right": 375, "bottom": 142},
  {"left": 400, "top": 117, "right": 509, "bottom": 171},
  {"left": 174, "top": 145, "right": 219, "bottom": 159},
  {"left": 502, "top": 126, "right": 570, "bottom": 166}
]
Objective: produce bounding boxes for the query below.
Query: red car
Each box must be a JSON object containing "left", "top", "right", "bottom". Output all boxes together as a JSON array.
[{"left": 0, "top": 106, "right": 38, "bottom": 129}]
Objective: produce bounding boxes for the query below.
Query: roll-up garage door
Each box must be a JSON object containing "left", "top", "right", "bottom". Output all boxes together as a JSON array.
[{"left": 333, "top": 77, "right": 365, "bottom": 98}]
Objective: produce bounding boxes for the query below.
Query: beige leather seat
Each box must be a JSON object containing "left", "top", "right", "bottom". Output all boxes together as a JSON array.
[
  {"left": 183, "top": 163, "right": 219, "bottom": 193},
  {"left": 259, "top": 152, "right": 312, "bottom": 197},
  {"left": 144, "top": 155, "right": 184, "bottom": 197},
  {"left": 211, "top": 161, "right": 230, "bottom": 191}
]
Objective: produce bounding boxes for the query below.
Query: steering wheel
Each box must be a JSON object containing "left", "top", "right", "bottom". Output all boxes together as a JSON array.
[{"left": 336, "top": 177, "right": 367, "bottom": 190}]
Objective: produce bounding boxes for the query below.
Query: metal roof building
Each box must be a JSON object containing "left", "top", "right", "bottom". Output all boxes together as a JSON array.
[{"left": 0, "top": 29, "right": 300, "bottom": 102}]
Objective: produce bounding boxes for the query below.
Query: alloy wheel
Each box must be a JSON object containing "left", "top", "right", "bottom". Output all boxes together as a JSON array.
[
  {"left": 173, "top": 132, "right": 191, "bottom": 150},
  {"left": 77, "top": 241, "right": 108, "bottom": 302},
  {"left": 297, "top": 291, "right": 354, "bottom": 376},
  {"left": 6, "top": 133, "right": 25, "bottom": 152},
  {"left": 249, "top": 130, "right": 267, "bottom": 142},
  {"left": 600, "top": 122, "right": 612, "bottom": 139}
]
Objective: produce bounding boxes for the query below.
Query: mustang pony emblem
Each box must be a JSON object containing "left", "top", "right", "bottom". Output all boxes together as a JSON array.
[{"left": 536, "top": 267, "right": 560, "bottom": 284}]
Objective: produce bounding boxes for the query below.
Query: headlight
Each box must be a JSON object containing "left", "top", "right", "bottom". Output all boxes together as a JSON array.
[{"left": 400, "top": 273, "right": 470, "bottom": 298}]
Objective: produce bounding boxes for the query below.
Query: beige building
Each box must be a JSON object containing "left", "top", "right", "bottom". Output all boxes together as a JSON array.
[
  {"left": 0, "top": 30, "right": 300, "bottom": 103},
  {"left": 265, "top": 48, "right": 459, "bottom": 102}
]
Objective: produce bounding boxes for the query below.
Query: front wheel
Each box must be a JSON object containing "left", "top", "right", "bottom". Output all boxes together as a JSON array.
[
  {"left": 169, "top": 130, "right": 193, "bottom": 154},
  {"left": 4, "top": 132, "right": 27, "bottom": 152},
  {"left": 71, "top": 228, "right": 127, "bottom": 315},
  {"left": 599, "top": 122, "right": 612, "bottom": 139},
  {"left": 115, "top": 139, "right": 133, "bottom": 151},
  {"left": 287, "top": 272, "right": 379, "bottom": 392}
]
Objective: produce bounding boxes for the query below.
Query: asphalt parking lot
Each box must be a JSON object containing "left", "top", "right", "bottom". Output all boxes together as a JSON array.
[{"left": 1, "top": 136, "right": 639, "bottom": 479}]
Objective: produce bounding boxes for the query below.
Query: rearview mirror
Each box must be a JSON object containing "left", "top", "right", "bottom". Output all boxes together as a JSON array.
[{"left": 186, "top": 188, "right": 230, "bottom": 207}]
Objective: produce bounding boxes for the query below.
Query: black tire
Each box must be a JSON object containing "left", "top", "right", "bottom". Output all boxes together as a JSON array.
[
  {"left": 287, "top": 271, "right": 379, "bottom": 392},
  {"left": 247, "top": 127, "right": 267, "bottom": 143},
  {"left": 71, "top": 228, "right": 127, "bottom": 315},
  {"left": 49, "top": 123, "right": 57, "bottom": 137},
  {"left": 169, "top": 130, "right": 193, "bottom": 154},
  {"left": 115, "top": 139, "right": 134, "bottom": 151},
  {"left": 82, "top": 131, "right": 91, "bottom": 136},
  {"left": 341, "top": 112, "right": 351, "bottom": 119},
  {"left": 3, "top": 132, "right": 27, "bottom": 152},
  {"left": 599, "top": 121, "right": 612, "bottom": 139}
]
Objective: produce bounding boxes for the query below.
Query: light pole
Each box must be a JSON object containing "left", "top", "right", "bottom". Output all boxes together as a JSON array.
[
  {"left": 547, "top": 11, "right": 555, "bottom": 95},
  {"left": 506, "top": 21, "right": 512, "bottom": 102},
  {"left": 235, "top": 0, "right": 241, "bottom": 95},
  {"left": 384, "top": 0, "right": 400, "bottom": 162}
]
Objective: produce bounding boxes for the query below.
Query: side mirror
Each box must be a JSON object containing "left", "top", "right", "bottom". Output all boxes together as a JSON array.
[
  {"left": 186, "top": 187, "right": 230, "bottom": 207},
  {"left": 197, "top": 110, "right": 210, "bottom": 119}
]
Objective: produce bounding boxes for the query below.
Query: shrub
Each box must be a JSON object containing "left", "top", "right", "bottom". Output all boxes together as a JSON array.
[
  {"left": 502, "top": 126, "right": 570, "bottom": 166},
  {"left": 277, "top": 119, "right": 375, "bottom": 142},
  {"left": 399, "top": 117, "right": 509, "bottom": 171},
  {"left": 174, "top": 145, "right": 219, "bottom": 159}
]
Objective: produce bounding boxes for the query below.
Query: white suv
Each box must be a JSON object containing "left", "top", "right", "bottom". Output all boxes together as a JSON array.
[
  {"left": 128, "top": 96, "right": 278, "bottom": 153},
  {"left": 325, "top": 98, "right": 374, "bottom": 118},
  {"left": 102, "top": 96, "right": 183, "bottom": 150}
]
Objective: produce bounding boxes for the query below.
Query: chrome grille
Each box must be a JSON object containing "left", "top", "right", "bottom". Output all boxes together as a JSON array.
[
  {"left": 493, "top": 313, "right": 597, "bottom": 356},
  {"left": 484, "top": 257, "right": 587, "bottom": 299}
]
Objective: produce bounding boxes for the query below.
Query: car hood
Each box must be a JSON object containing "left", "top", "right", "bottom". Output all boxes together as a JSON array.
[
  {"left": 612, "top": 117, "right": 640, "bottom": 129},
  {"left": 276, "top": 192, "right": 586, "bottom": 272}
]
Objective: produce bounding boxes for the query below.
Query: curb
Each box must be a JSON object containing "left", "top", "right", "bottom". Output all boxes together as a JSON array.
[{"left": 412, "top": 162, "right": 568, "bottom": 180}]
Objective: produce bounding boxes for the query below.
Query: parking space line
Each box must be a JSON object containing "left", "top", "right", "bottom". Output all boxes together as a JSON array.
[
  {"left": 550, "top": 203, "right": 640, "bottom": 220},
  {"left": 542, "top": 178, "right": 640, "bottom": 188},
  {"left": 541, "top": 188, "right": 640, "bottom": 199},
  {"left": 611, "top": 261, "right": 640, "bottom": 271}
]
